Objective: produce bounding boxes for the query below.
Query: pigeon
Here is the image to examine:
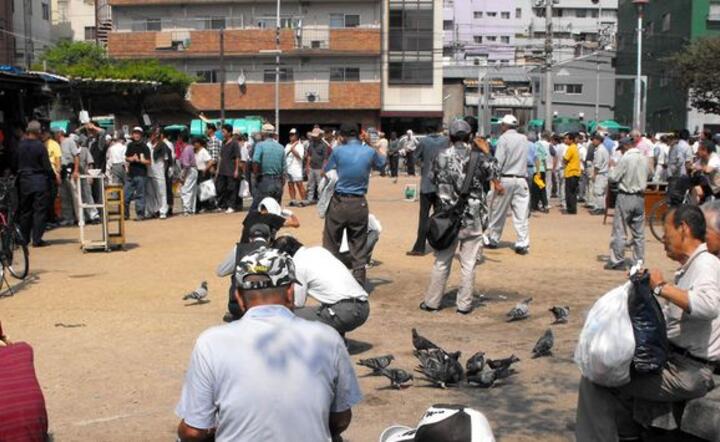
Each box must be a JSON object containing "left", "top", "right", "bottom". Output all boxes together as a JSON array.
[
  {"left": 487, "top": 354, "right": 520, "bottom": 379},
  {"left": 415, "top": 348, "right": 464, "bottom": 388},
  {"left": 467, "top": 367, "right": 497, "bottom": 388},
  {"left": 506, "top": 297, "right": 533, "bottom": 322},
  {"left": 549, "top": 306, "right": 570, "bottom": 324},
  {"left": 412, "top": 328, "right": 440, "bottom": 352},
  {"left": 380, "top": 368, "right": 414, "bottom": 389},
  {"left": 466, "top": 351, "right": 486, "bottom": 376},
  {"left": 357, "top": 355, "right": 395, "bottom": 375},
  {"left": 532, "top": 329, "right": 554, "bottom": 358},
  {"left": 183, "top": 281, "right": 209, "bottom": 303}
]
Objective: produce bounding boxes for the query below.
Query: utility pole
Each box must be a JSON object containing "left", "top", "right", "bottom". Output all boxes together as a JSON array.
[
  {"left": 219, "top": 27, "right": 226, "bottom": 123},
  {"left": 274, "top": 0, "right": 281, "bottom": 133},
  {"left": 633, "top": 0, "right": 648, "bottom": 132},
  {"left": 94, "top": 0, "right": 99, "bottom": 46},
  {"left": 23, "top": 0, "right": 32, "bottom": 68},
  {"left": 594, "top": 1, "right": 602, "bottom": 123},
  {"left": 543, "top": 0, "right": 553, "bottom": 133}
]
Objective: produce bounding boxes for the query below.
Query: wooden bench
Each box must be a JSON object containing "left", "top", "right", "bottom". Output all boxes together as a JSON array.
[{"left": 681, "top": 375, "right": 720, "bottom": 440}]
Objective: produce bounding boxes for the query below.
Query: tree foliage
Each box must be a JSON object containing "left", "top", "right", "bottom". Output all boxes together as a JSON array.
[
  {"left": 36, "top": 41, "right": 196, "bottom": 91},
  {"left": 668, "top": 37, "right": 720, "bottom": 115}
]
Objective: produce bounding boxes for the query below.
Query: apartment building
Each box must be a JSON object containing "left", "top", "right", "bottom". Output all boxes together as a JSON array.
[
  {"left": 0, "top": 1, "right": 13, "bottom": 64},
  {"left": 12, "top": 0, "right": 55, "bottom": 67},
  {"left": 443, "top": 0, "right": 617, "bottom": 65},
  {"left": 53, "top": 0, "right": 112, "bottom": 44}
]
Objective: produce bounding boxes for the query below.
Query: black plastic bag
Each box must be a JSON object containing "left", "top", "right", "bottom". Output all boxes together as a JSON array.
[{"left": 628, "top": 271, "right": 669, "bottom": 374}]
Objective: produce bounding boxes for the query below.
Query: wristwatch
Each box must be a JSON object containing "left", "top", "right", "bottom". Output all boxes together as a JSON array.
[{"left": 653, "top": 281, "right": 668, "bottom": 297}]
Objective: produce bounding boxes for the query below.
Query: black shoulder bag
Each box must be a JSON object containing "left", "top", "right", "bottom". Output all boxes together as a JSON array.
[{"left": 427, "top": 151, "right": 481, "bottom": 251}]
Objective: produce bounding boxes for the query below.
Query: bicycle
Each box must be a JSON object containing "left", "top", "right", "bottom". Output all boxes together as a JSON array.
[
  {"left": 0, "top": 179, "right": 29, "bottom": 293},
  {"left": 647, "top": 179, "right": 698, "bottom": 243}
]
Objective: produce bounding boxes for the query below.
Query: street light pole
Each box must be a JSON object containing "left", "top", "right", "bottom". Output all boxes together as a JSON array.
[
  {"left": 544, "top": 0, "right": 553, "bottom": 133},
  {"left": 594, "top": 2, "right": 602, "bottom": 123},
  {"left": 633, "top": 0, "right": 648, "bottom": 132},
  {"left": 275, "top": 0, "right": 281, "bottom": 133}
]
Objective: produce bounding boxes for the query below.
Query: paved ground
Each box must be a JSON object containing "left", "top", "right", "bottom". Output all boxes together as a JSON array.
[{"left": 1, "top": 176, "right": 675, "bottom": 441}]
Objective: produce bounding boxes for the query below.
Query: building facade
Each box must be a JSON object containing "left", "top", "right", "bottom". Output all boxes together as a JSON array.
[
  {"left": 53, "top": 0, "right": 112, "bottom": 43},
  {"left": 443, "top": 0, "right": 617, "bottom": 65},
  {"left": 0, "top": 0, "right": 13, "bottom": 65},
  {"left": 615, "top": 0, "right": 720, "bottom": 133},
  {"left": 12, "top": 0, "right": 54, "bottom": 67}
]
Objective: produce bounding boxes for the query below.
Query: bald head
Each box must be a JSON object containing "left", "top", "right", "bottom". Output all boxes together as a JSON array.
[{"left": 702, "top": 200, "right": 720, "bottom": 255}]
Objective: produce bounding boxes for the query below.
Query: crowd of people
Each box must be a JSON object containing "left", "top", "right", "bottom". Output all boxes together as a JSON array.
[{"left": 4, "top": 112, "right": 720, "bottom": 442}]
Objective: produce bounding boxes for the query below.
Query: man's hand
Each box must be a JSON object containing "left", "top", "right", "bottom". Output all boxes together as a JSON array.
[
  {"left": 233, "top": 170, "right": 239, "bottom": 179},
  {"left": 648, "top": 268, "right": 666, "bottom": 290},
  {"left": 493, "top": 180, "right": 505, "bottom": 195},
  {"left": 72, "top": 171, "right": 79, "bottom": 181}
]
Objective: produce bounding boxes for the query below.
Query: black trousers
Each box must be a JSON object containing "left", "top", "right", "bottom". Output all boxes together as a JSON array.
[
  {"left": 406, "top": 150, "right": 416, "bottom": 176},
  {"left": 411, "top": 192, "right": 438, "bottom": 253},
  {"left": 19, "top": 188, "right": 49, "bottom": 245},
  {"left": 323, "top": 194, "right": 369, "bottom": 281},
  {"left": 215, "top": 175, "right": 238, "bottom": 210},
  {"left": 47, "top": 178, "right": 58, "bottom": 223},
  {"left": 165, "top": 170, "right": 174, "bottom": 215},
  {"left": 565, "top": 176, "right": 579, "bottom": 214},
  {"left": 389, "top": 155, "right": 399, "bottom": 177},
  {"left": 251, "top": 176, "right": 283, "bottom": 211},
  {"left": 531, "top": 172, "right": 548, "bottom": 210}
]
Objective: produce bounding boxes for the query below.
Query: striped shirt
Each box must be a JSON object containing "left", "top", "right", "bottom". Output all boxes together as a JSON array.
[{"left": 207, "top": 137, "right": 222, "bottom": 162}]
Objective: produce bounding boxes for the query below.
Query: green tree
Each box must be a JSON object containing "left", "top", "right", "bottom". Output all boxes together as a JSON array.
[
  {"left": 36, "top": 41, "right": 196, "bottom": 91},
  {"left": 669, "top": 37, "right": 720, "bottom": 115}
]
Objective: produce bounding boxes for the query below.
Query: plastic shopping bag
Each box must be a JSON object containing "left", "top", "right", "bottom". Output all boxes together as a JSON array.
[
  {"left": 198, "top": 179, "right": 216, "bottom": 202},
  {"left": 628, "top": 271, "right": 669, "bottom": 374},
  {"left": 574, "top": 281, "right": 636, "bottom": 387},
  {"left": 238, "top": 180, "right": 250, "bottom": 198}
]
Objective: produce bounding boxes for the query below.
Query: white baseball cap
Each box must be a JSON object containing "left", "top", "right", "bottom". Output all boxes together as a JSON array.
[
  {"left": 500, "top": 114, "right": 518, "bottom": 126},
  {"left": 262, "top": 123, "right": 275, "bottom": 133},
  {"left": 289, "top": 128, "right": 297, "bottom": 135},
  {"left": 380, "top": 404, "right": 495, "bottom": 442},
  {"left": 132, "top": 126, "right": 144, "bottom": 134}
]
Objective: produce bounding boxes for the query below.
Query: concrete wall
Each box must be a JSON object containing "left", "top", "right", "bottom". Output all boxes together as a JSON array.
[
  {"left": 52, "top": 0, "right": 97, "bottom": 41},
  {"left": 0, "top": 0, "right": 14, "bottom": 64},
  {"left": 13, "top": 0, "right": 55, "bottom": 66}
]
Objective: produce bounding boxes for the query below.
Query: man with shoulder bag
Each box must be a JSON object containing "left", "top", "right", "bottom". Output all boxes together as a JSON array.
[{"left": 420, "top": 120, "right": 500, "bottom": 315}]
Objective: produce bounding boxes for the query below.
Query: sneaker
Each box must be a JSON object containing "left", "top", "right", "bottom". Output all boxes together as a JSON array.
[
  {"left": 419, "top": 302, "right": 440, "bottom": 312},
  {"left": 32, "top": 240, "right": 49, "bottom": 248},
  {"left": 225, "top": 208, "right": 235, "bottom": 214},
  {"left": 485, "top": 241, "right": 499, "bottom": 249},
  {"left": 604, "top": 261, "right": 626, "bottom": 271},
  {"left": 159, "top": 213, "right": 167, "bottom": 219},
  {"left": 456, "top": 307, "right": 473, "bottom": 315},
  {"left": 515, "top": 247, "right": 529, "bottom": 255}
]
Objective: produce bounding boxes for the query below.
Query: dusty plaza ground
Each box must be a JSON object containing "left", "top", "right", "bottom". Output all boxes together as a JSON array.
[{"left": 1, "top": 175, "right": 677, "bottom": 442}]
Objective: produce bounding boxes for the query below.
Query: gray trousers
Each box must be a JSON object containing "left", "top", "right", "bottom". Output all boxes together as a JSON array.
[
  {"left": 576, "top": 352, "right": 715, "bottom": 441},
  {"left": 80, "top": 178, "right": 98, "bottom": 220},
  {"left": 108, "top": 164, "right": 125, "bottom": 186},
  {"left": 424, "top": 230, "right": 483, "bottom": 311},
  {"left": 145, "top": 173, "right": 168, "bottom": 216},
  {"left": 59, "top": 176, "right": 78, "bottom": 223},
  {"left": 306, "top": 168, "right": 323, "bottom": 201},
  {"left": 294, "top": 300, "right": 369, "bottom": 335},
  {"left": 323, "top": 195, "right": 369, "bottom": 276},
  {"left": 593, "top": 174, "right": 608, "bottom": 210},
  {"left": 485, "top": 177, "right": 530, "bottom": 248},
  {"left": 609, "top": 193, "right": 645, "bottom": 266},
  {"left": 557, "top": 171, "right": 566, "bottom": 207}
]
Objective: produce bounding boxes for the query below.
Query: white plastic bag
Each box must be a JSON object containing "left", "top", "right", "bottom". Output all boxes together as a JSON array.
[
  {"left": 238, "top": 180, "right": 250, "bottom": 198},
  {"left": 574, "top": 281, "right": 636, "bottom": 387},
  {"left": 198, "top": 179, "right": 216, "bottom": 202}
]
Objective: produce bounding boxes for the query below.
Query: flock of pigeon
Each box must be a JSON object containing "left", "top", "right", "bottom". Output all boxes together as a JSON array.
[{"left": 357, "top": 298, "right": 571, "bottom": 390}]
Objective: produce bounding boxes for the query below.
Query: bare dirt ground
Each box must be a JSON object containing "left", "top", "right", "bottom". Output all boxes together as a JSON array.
[{"left": 1, "top": 176, "right": 675, "bottom": 442}]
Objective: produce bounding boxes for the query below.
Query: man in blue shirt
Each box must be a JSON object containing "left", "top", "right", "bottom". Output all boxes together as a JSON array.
[
  {"left": 323, "top": 123, "right": 386, "bottom": 284},
  {"left": 251, "top": 123, "right": 285, "bottom": 211}
]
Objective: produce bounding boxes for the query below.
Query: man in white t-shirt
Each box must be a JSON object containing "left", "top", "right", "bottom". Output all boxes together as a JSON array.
[
  {"left": 284, "top": 128, "right": 306, "bottom": 206},
  {"left": 176, "top": 247, "right": 362, "bottom": 442},
  {"left": 693, "top": 140, "right": 720, "bottom": 202},
  {"left": 274, "top": 235, "right": 370, "bottom": 337}
]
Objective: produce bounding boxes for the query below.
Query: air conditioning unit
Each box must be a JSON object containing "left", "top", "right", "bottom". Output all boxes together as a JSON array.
[
  {"left": 311, "top": 40, "right": 322, "bottom": 49},
  {"left": 306, "top": 91, "right": 319, "bottom": 102}
]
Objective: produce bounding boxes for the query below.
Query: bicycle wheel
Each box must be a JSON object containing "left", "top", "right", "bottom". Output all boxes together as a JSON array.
[
  {"left": 7, "top": 225, "right": 29, "bottom": 280},
  {"left": 648, "top": 199, "right": 669, "bottom": 243}
]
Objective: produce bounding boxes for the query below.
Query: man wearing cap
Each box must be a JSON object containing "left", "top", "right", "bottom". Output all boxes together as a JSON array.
[
  {"left": 284, "top": 129, "right": 306, "bottom": 206},
  {"left": 590, "top": 133, "right": 610, "bottom": 215},
  {"left": 123, "top": 127, "right": 151, "bottom": 221},
  {"left": 251, "top": 123, "right": 285, "bottom": 211},
  {"left": 177, "top": 247, "right": 362, "bottom": 442},
  {"left": 484, "top": 114, "right": 531, "bottom": 255},
  {"left": 605, "top": 136, "right": 647, "bottom": 270},
  {"left": 380, "top": 404, "right": 495, "bottom": 442},
  {"left": 323, "top": 123, "right": 386, "bottom": 285},
  {"left": 408, "top": 121, "right": 448, "bottom": 256},
  {"left": 55, "top": 127, "right": 80, "bottom": 225},
  {"left": 274, "top": 235, "right": 370, "bottom": 336},
  {"left": 105, "top": 131, "right": 127, "bottom": 185},
  {"left": 16, "top": 121, "right": 54, "bottom": 247},
  {"left": 422, "top": 120, "right": 498, "bottom": 314},
  {"left": 305, "top": 127, "right": 329, "bottom": 203}
]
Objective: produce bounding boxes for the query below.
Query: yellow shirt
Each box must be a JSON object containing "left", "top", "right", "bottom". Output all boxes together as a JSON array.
[
  {"left": 563, "top": 143, "right": 581, "bottom": 178},
  {"left": 46, "top": 139, "right": 61, "bottom": 173}
]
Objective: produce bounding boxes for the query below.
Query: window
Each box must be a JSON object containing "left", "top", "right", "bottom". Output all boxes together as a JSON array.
[
  {"left": 500, "top": 36, "right": 510, "bottom": 43},
  {"left": 554, "top": 84, "right": 566, "bottom": 93},
  {"left": 473, "top": 35, "right": 482, "bottom": 43},
  {"left": 203, "top": 17, "right": 226, "bottom": 30},
  {"left": 330, "top": 14, "right": 359, "bottom": 28},
  {"left": 473, "top": 11, "right": 482, "bottom": 19},
  {"left": 566, "top": 84, "right": 582, "bottom": 94},
  {"left": 263, "top": 68, "right": 293, "bottom": 82},
  {"left": 388, "top": 61, "right": 432, "bottom": 85},
  {"left": 515, "top": 8, "right": 522, "bottom": 18},
  {"left": 553, "top": 8, "right": 564, "bottom": 17},
  {"left": 662, "top": 13, "right": 671, "bottom": 31},
  {"left": 330, "top": 67, "right": 360, "bottom": 81},
  {"left": 659, "top": 76, "right": 670, "bottom": 87},
  {"left": 486, "top": 11, "right": 497, "bottom": 17},
  {"left": 41, "top": 2, "right": 49, "bottom": 20},
  {"left": 443, "top": 20, "right": 453, "bottom": 30},
  {"left": 576, "top": 8, "right": 587, "bottom": 18},
  {"left": 486, "top": 36, "right": 496, "bottom": 41},
  {"left": 501, "top": 11, "right": 510, "bottom": 19},
  {"left": 196, "top": 70, "right": 218, "bottom": 83},
  {"left": 389, "top": 0, "right": 434, "bottom": 85},
  {"left": 590, "top": 9, "right": 599, "bottom": 18},
  {"left": 84, "top": 26, "right": 97, "bottom": 40},
  {"left": 710, "top": 4, "right": 720, "bottom": 21},
  {"left": 146, "top": 18, "right": 161, "bottom": 31}
]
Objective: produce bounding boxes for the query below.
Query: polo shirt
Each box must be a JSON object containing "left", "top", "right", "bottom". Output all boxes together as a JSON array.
[
  {"left": 59, "top": 137, "right": 80, "bottom": 166},
  {"left": 176, "top": 305, "right": 362, "bottom": 442},
  {"left": 495, "top": 129, "right": 528, "bottom": 177},
  {"left": 324, "top": 139, "right": 385, "bottom": 195},
  {"left": 563, "top": 143, "right": 582, "bottom": 178},
  {"left": 292, "top": 246, "right": 368, "bottom": 306},
  {"left": 45, "top": 139, "right": 61, "bottom": 173},
  {"left": 252, "top": 139, "right": 285, "bottom": 176}
]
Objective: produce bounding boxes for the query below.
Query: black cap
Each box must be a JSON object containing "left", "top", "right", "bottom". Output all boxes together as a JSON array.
[
  {"left": 339, "top": 123, "right": 359, "bottom": 138},
  {"left": 248, "top": 223, "right": 271, "bottom": 241}
]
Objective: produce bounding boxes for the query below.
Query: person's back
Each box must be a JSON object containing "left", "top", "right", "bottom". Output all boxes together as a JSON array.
[
  {"left": 614, "top": 147, "right": 648, "bottom": 193},
  {"left": 416, "top": 133, "right": 448, "bottom": 193},
  {"left": 17, "top": 138, "right": 50, "bottom": 177},
  {"left": 329, "top": 139, "right": 383, "bottom": 195},
  {"left": 495, "top": 129, "right": 528, "bottom": 176},
  {"left": 254, "top": 138, "right": 285, "bottom": 176}
]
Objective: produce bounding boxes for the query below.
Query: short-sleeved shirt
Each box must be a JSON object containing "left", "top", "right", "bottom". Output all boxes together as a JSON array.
[
  {"left": 219, "top": 140, "right": 239, "bottom": 177},
  {"left": 45, "top": 139, "right": 61, "bottom": 173},
  {"left": 307, "top": 140, "right": 330, "bottom": 170},
  {"left": 324, "top": 139, "right": 385, "bottom": 195},
  {"left": 175, "top": 305, "right": 362, "bottom": 442},
  {"left": 284, "top": 142, "right": 305, "bottom": 176},
  {"left": 240, "top": 211, "right": 286, "bottom": 243},
  {"left": 563, "top": 143, "right": 582, "bottom": 178},
  {"left": 206, "top": 137, "right": 222, "bottom": 162},
  {"left": 253, "top": 140, "right": 286, "bottom": 176},
  {"left": 494, "top": 129, "right": 528, "bottom": 177},
  {"left": 125, "top": 140, "right": 151, "bottom": 177},
  {"left": 180, "top": 145, "right": 196, "bottom": 169},
  {"left": 195, "top": 147, "right": 211, "bottom": 172},
  {"left": 17, "top": 139, "right": 52, "bottom": 192},
  {"left": 60, "top": 137, "right": 80, "bottom": 166}
]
